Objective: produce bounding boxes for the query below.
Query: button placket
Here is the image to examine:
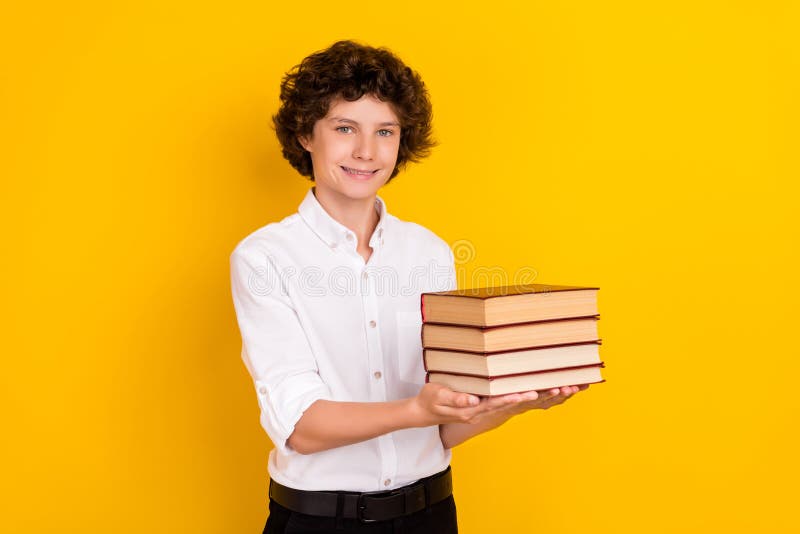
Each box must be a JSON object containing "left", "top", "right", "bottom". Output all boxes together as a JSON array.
[
  {"left": 362, "top": 275, "right": 383, "bottom": 402},
  {"left": 360, "top": 252, "right": 395, "bottom": 489}
]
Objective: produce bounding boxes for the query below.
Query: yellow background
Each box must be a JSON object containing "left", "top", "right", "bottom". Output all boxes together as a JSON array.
[{"left": 2, "top": 1, "right": 798, "bottom": 532}]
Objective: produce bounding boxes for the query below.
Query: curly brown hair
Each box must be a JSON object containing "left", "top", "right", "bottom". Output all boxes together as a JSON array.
[{"left": 272, "top": 39, "right": 437, "bottom": 183}]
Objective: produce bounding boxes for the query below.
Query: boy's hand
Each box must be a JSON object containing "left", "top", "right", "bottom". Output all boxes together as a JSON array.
[
  {"left": 471, "top": 384, "right": 590, "bottom": 424},
  {"left": 408, "top": 383, "right": 590, "bottom": 427},
  {"left": 408, "top": 383, "right": 487, "bottom": 427}
]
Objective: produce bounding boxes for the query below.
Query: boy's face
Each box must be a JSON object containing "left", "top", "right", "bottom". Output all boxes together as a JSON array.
[{"left": 298, "top": 94, "right": 401, "bottom": 202}]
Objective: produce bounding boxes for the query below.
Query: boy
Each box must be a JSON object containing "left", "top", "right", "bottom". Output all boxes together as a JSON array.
[{"left": 230, "top": 39, "right": 587, "bottom": 534}]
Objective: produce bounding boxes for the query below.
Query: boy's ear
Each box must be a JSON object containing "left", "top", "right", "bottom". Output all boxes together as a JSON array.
[{"left": 297, "top": 135, "right": 311, "bottom": 152}]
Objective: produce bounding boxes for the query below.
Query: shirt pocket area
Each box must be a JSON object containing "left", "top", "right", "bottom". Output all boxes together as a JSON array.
[{"left": 395, "top": 310, "right": 425, "bottom": 385}]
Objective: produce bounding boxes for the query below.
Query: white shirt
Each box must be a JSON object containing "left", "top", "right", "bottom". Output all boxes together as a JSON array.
[{"left": 229, "top": 186, "right": 456, "bottom": 492}]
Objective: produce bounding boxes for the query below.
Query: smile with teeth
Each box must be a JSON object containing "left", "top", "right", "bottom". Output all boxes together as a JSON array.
[{"left": 341, "top": 166, "right": 377, "bottom": 176}]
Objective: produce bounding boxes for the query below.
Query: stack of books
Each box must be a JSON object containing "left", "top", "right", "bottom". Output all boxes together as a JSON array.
[{"left": 420, "top": 283, "right": 606, "bottom": 396}]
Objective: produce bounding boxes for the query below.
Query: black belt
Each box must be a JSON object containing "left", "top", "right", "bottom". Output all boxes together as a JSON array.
[{"left": 268, "top": 465, "right": 453, "bottom": 523}]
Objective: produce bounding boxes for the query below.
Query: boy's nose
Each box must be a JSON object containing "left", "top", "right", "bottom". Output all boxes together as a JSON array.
[{"left": 353, "top": 135, "right": 375, "bottom": 160}]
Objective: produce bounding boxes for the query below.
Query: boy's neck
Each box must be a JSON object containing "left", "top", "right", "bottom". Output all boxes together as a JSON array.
[{"left": 312, "top": 185, "right": 380, "bottom": 246}]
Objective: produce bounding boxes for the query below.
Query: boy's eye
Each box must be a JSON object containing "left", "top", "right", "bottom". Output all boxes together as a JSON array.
[{"left": 335, "top": 126, "right": 396, "bottom": 137}]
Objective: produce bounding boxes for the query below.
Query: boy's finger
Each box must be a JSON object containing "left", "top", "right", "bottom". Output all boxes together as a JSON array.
[
  {"left": 438, "top": 403, "right": 488, "bottom": 419},
  {"left": 434, "top": 387, "right": 468, "bottom": 406},
  {"left": 448, "top": 392, "right": 480, "bottom": 407},
  {"left": 484, "top": 395, "right": 520, "bottom": 410}
]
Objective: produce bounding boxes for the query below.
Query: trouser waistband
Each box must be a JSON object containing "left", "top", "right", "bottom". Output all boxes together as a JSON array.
[{"left": 268, "top": 465, "right": 453, "bottom": 523}]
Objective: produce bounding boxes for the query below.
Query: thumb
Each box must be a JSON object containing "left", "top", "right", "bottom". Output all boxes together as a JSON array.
[{"left": 453, "top": 392, "right": 480, "bottom": 407}]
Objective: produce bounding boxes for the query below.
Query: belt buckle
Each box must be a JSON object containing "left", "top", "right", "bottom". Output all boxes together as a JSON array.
[{"left": 357, "top": 488, "right": 405, "bottom": 523}]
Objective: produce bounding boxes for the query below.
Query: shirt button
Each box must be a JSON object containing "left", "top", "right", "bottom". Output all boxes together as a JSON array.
[
  {"left": 258, "top": 386, "right": 267, "bottom": 395},
  {"left": 384, "top": 479, "right": 391, "bottom": 487},
  {"left": 374, "top": 371, "right": 382, "bottom": 379},
  {"left": 330, "top": 242, "right": 338, "bottom": 250},
  {"left": 369, "top": 320, "right": 376, "bottom": 328},
  {"left": 346, "top": 233, "right": 353, "bottom": 241}
]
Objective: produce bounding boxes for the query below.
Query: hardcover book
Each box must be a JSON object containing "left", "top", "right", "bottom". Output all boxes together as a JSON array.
[
  {"left": 426, "top": 363, "right": 606, "bottom": 396},
  {"left": 423, "top": 340, "right": 601, "bottom": 376},
  {"left": 421, "top": 283, "right": 599, "bottom": 327},
  {"left": 421, "top": 315, "right": 600, "bottom": 353}
]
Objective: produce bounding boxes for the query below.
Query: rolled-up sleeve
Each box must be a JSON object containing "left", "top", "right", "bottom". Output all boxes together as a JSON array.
[{"left": 230, "top": 244, "right": 333, "bottom": 455}]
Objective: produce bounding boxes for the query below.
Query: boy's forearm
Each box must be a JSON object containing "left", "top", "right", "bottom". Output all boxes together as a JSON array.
[
  {"left": 287, "top": 398, "right": 420, "bottom": 454},
  {"left": 439, "top": 411, "right": 513, "bottom": 450}
]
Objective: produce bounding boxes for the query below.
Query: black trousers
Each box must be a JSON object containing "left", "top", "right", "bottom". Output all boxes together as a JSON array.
[{"left": 263, "top": 490, "right": 458, "bottom": 534}]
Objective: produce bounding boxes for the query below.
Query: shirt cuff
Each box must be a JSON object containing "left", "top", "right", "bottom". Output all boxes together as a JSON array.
[{"left": 254, "top": 376, "right": 333, "bottom": 455}]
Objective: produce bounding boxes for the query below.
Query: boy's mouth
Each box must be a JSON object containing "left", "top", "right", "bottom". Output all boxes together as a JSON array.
[{"left": 340, "top": 166, "right": 378, "bottom": 177}]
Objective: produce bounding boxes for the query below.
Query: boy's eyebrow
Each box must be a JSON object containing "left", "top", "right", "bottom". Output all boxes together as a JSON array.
[{"left": 327, "top": 116, "right": 400, "bottom": 127}]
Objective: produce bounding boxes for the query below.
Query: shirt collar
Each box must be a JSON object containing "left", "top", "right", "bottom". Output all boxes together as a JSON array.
[{"left": 298, "top": 186, "right": 388, "bottom": 251}]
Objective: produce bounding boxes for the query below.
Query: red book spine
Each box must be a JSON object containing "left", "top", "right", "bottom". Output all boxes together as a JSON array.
[{"left": 420, "top": 293, "right": 427, "bottom": 370}]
